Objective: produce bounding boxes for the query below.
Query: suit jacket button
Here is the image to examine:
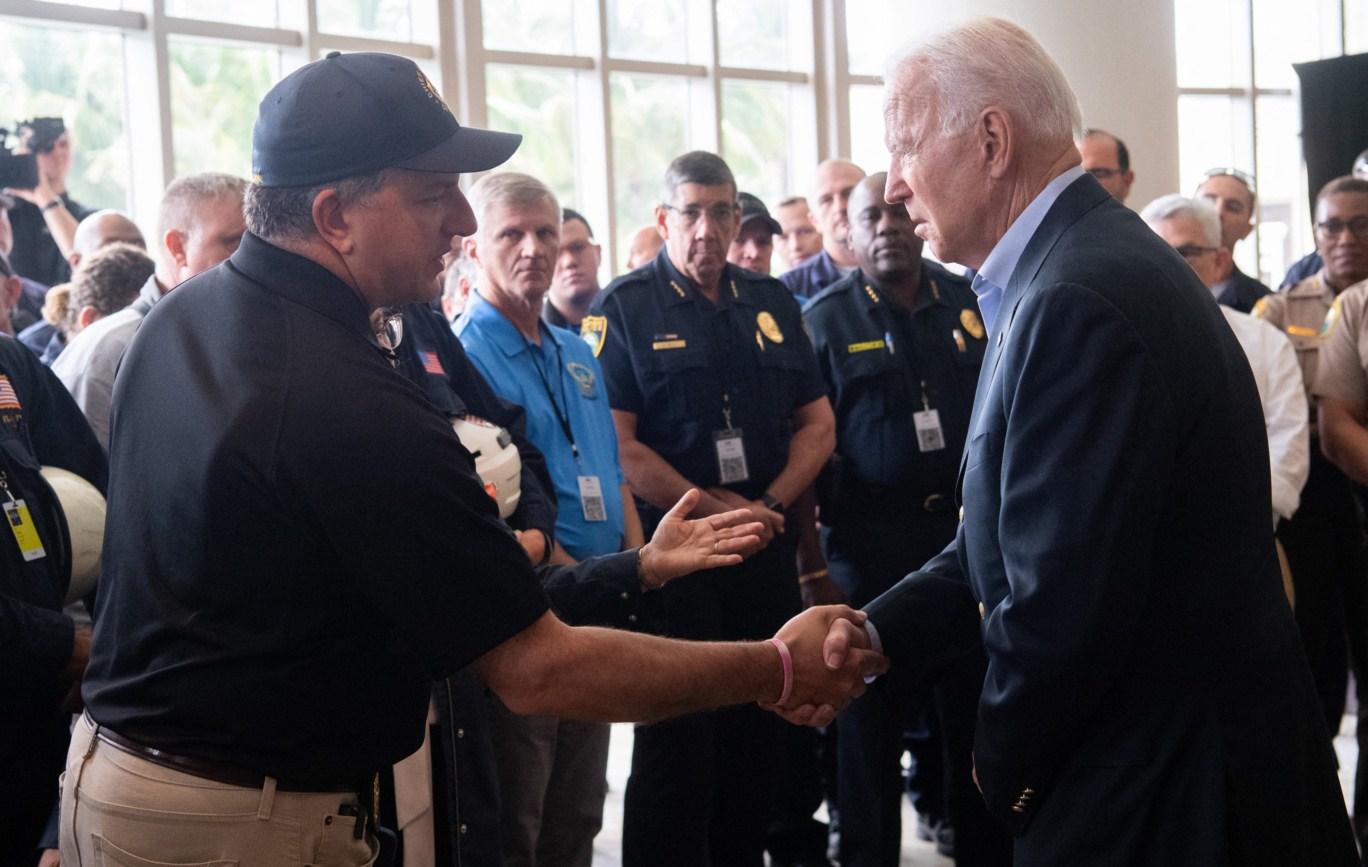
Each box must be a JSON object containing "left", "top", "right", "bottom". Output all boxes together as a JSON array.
[
  {"left": 959, "top": 506, "right": 965, "bottom": 522},
  {"left": 978, "top": 602, "right": 986, "bottom": 620}
]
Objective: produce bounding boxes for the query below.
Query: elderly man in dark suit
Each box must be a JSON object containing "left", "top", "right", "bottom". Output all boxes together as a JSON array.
[{"left": 790, "top": 17, "right": 1357, "bottom": 867}]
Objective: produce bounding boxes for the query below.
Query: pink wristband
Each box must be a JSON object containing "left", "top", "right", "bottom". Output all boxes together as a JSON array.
[{"left": 768, "top": 637, "right": 793, "bottom": 706}]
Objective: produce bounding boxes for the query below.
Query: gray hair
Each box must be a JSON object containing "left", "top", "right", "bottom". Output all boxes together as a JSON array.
[
  {"left": 159, "top": 172, "right": 248, "bottom": 243},
  {"left": 67, "top": 242, "right": 155, "bottom": 328},
  {"left": 243, "top": 170, "right": 387, "bottom": 242},
  {"left": 661, "top": 151, "right": 736, "bottom": 205},
  {"left": 1140, "top": 194, "right": 1222, "bottom": 249},
  {"left": 885, "top": 18, "right": 1083, "bottom": 147},
  {"left": 468, "top": 172, "right": 560, "bottom": 240}
]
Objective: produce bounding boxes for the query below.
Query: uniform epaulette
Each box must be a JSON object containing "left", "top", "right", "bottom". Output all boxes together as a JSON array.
[
  {"left": 802, "top": 272, "right": 861, "bottom": 311},
  {"left": 598, "top": 268, "right": 655, "bottom": 302}
]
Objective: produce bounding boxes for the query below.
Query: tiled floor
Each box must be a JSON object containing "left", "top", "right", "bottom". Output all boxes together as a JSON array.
[{"left": 592, "top": 716, "right": 1361, "bottom": 867}]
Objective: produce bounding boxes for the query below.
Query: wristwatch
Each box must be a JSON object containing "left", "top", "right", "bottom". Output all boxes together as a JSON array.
[{"left": 760, "top": 493, "right": 785, "bottom": 513}]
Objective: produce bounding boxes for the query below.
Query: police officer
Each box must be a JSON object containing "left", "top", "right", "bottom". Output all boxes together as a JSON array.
[
  {"left": 0, "top": 331, "right": 106, "bottom": 866},
  {"left": 802, "top": 173, "right": 1008, "bottom": 867},
  {"left": 588, "top": 150, "right": 836, "bottom": 866}
]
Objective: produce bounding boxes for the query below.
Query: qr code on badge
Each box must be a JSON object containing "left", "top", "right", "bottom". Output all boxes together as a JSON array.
[
  {"left": 583, "top": 498, "right": 606, "bottom": 522},
  {"left": 918, "top": 429, "right": 944, "bottom": 451},
  {"left": 720, "top": 457, "right": 746, "bottom": 483}
]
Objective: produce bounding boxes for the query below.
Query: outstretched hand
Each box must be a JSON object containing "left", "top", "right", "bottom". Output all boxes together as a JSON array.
[
  {"left": 638, "top": 489, "right": 766, "bottom": 589},
  {"left": 760, "top": 605, "right": 888, "bottom": 727}
]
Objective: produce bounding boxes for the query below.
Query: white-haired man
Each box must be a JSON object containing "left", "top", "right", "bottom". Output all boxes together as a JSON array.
[
  {"left": 805, "top": 17, "right": 1354, "bottom": 866},
  {"left": 1141, "top": 193, "right": 1307, "bottom": 525},
  {"left": 53, "top": 172, "right": 247, "bottom": 449}
]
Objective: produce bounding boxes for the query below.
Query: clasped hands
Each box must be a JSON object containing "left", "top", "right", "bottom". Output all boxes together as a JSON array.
[{"left": 760, "top": 605, "right": 889, "bottom": 727}]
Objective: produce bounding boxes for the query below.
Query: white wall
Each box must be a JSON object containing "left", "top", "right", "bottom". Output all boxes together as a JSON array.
[{"left": 869, "top": 0, "right": 1180, "bottom": 208}]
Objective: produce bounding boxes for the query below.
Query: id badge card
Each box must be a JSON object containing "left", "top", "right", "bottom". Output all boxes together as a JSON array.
[
  {"left": 4, "top": 498, "right": 46, "bottom": 561},
  {"left": 577, "top": 475, "right": 608, "bottom": 522},
  {"left": 913, "top": 409, "right": 946, "bottom": 453},
  {"left": 713, "top": 429, "right": 750, "bottom": 484}
]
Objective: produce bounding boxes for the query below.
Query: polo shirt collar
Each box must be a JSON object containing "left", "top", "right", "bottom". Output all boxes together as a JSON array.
[
  {"left": 467, "top": 288, "right": 562, "bottom": 358},
  {"left": 228, "top": 233, "right": 372, "bottom": 339}
]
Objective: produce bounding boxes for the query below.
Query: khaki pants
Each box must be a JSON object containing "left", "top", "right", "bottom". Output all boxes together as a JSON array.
[{"left": 60, "top": 715, "right": 377, "bottom": 867}]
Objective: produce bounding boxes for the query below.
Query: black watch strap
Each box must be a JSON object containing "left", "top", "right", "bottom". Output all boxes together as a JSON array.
[{"left": 761, "top": 493, "right": 785, "bottom": 513}]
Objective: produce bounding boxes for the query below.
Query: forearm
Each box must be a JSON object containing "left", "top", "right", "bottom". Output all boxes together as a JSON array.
[
  {"left": 42, "top": 204, "right": 78, "bottom": 259},
  {"left": 477, "top": 612, "right": 781, "bottom": 721},
  {"left": 766, "top": 421, "right": 835, "bottom": 507},
  {"left": 620, "top": 484, "right": 645, "bottom": 549},
  {"left": 1319, "top": 404, "right": 1368, "bottom": 486},
  {"left": 620, "top": 438, "right": 727, "bottom": 516}
]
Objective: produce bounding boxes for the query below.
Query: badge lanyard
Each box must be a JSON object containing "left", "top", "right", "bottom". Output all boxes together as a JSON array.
[
  {"left": 888, "top": 288, "right": 945, "bottom": 454},
  {"left": 528, "top": 335, "right": 607, "bottom": 522},
  {"left": 711, "top": 284, "right": 750, "bottom": 485}
]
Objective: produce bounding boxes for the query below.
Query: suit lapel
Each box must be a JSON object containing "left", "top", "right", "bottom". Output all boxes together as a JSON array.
[{"left": 954, "top": 175, "right": 1114, "bottom": 505}]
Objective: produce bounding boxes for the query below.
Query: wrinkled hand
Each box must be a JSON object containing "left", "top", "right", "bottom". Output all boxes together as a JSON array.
[
  {"left": 639, "top": 489, "right": 765, "bottom": 589},
  {"left": 708, "top": 488, "right": 782, "bottom": 546},
  {"left": 514, "top": 529, "right": 547, "bottom": 566},
  {"left": 761, "top": 605, "right": 888, "bottom": 727}
]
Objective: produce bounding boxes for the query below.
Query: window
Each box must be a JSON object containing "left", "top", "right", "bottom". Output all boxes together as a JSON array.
[
  {"left": 166, "top": 0, "right": 279, "bottom": 27},
  {"left": 848, "top": 83, "right": 886, "bottom": 177},
  {"left": 1173, "top": 0, "right": 1355, "bottom": 285},
  {"left": 611, "top": 73, "right": 690, "bottom": 261},
  {"left": 482, "top": 0, "right": 577, "bottom": 55},
  {"left": 0, "top": 20, "right": 128, "bottom": 210},
  {"left": 606, "top": 0, "right": 689, "bottom": 63},
  {"left": 169, "top": 41, "right": 279, "bottom": 179},
  {"left": 317, "top": 0, "right": 430, "bottom": 42},
  {"left": 485, "top": 65, "right": 578, "bottom": 207}
]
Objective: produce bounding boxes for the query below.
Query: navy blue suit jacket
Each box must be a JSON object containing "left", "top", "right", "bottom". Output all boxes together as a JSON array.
[{"left": 865, "top": 175, "right": 1354, "bottom": 865}]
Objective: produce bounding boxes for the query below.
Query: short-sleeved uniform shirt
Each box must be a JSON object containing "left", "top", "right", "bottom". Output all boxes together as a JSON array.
[
  {"left": 588, "top": 248, "right": 826, "bottom": 517},
  {"left": 1253, "top": 272, "right": 1338, "bottom": 421},
  {"left": 1313, "top": 277, "right": 1368, "bottom": 406},
  {"left": 802, "top": 262, "right": 985, "bottom": 515},
  {"left": 458, "top": 290, "right": 626, "bottom": 560},
  {"left": 82, "top": 234, "right": 549, "bottom": 783}
]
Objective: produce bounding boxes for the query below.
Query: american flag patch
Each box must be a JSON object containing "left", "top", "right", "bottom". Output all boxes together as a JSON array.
[
  {"left": 0, "top": 376, "right": 19, "bottom": 410},
  {"left": 422, "top": 352, "right": 445, "bottom": 376}
]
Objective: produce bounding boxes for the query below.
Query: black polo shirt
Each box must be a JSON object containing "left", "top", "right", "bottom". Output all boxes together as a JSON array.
[
  {"left": 83, "top": 233, "right": 549, "bottom": 783},
  {"left": 802, "top": 262, "right": 984, "bottom": 514},
  {"left": 589, "top": 248, "right": 826, "bottom": 512},
  {"left": 8, "top": 194, "right": 92, "bottom": 287}
]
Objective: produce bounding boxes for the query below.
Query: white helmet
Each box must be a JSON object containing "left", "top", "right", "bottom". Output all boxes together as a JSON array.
[
  {"left": 38, "top": 466, "right": 106, "bottom": 603},
  {"left": 451, "top": 416, "right": 522, "bottom": 519}
]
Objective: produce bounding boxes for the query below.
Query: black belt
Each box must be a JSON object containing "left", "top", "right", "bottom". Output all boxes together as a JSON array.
[
  {"left": 91, "top": 718, "right": 366, "bottom": 794},
  {"left": 841, "top": 479, "right": 955, "bottom": 514}
]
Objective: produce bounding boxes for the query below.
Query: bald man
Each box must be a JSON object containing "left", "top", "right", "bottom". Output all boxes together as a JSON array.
[
  {"left": 69, "top": 210, "right": 145, "bottom": 271},
  {"left": 1078, "top": 129, "right": 1134, "bottom": 203},
  {"left": 625, "top": 224, "right": 663, "bottom": 271},
  {"left": 781, "top": 159, "right": 865, "bottom": 299}
]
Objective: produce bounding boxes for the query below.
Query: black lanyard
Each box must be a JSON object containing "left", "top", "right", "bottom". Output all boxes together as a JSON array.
[{"left": 527, "top": 332, "right": 579, "bottom": 461}]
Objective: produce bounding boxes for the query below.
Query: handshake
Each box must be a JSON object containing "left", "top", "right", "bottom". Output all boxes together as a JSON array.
[{"left": 760, "top": 605, "right": 889, "bottom": 727}]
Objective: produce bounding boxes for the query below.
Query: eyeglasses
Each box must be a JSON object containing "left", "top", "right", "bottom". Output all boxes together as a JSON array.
[
  {"left": 663, "top": 203, "right": 739, "bottom": 229},
  {"left": 1175, "top": 244, "right": 1220, "bottom": 261},
  {"left": 1316, "top": 217, "right": 1368, "bottom": 241},
  {"left": 1201, "top": 167, "right": 1257, "bottom": 197},
  {"left": 1087, "top": 167, "right": 1123, "bottom": 180}
]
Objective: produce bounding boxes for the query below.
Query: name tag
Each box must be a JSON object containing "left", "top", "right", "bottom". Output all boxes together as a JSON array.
[
  {"left": 713, "top": 429, "right": 750, "bottom": 484},
  {"left": 847, "top": 340, "right": 885, "bottom": 354},
  {"left": 4, "top": 498, "right": 46, "bottom": 561},
  {"left": 577, "top": 475, "right": 607, "bottom": 522},
  {"left": 652, "top": 339, "right": 688, "bottom": 351},
  {"left": 913, "top": 409, "right": 946, "bottom": 453}
]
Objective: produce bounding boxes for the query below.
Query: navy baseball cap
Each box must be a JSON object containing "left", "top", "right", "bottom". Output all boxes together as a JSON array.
[
  {"left": 252, "top": 52, "right": 521, "bottom": 187},
  {"left": 738, "top": 192, "right": 782, "bottom": 235}
]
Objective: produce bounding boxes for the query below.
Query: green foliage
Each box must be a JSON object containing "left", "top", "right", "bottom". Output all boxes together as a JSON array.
[
  {"left": 610, "top": 74, "right": 688, "bottom": 266},
  {"left": 169, "top": 41, "right": 277, "bottom": 179},
  {"left": 0, "top": 22, "right": 128, "bottom": 209},
  {"left": 485, "top": 65, "right": 576, "bottom": 205}
]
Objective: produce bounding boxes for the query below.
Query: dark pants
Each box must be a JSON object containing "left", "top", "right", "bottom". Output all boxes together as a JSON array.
[
  {"left": 1279, "top": 447, "right": 1365, "bottom": 736},
  {"left": 623, "top": 537, "right": 801, "bottom": 867},
  {"left": 824, "top": 508, "right": 1010, "bottom": 867}
]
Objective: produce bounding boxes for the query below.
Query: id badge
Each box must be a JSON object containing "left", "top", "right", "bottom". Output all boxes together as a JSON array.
[
  {"left": 913, "top": 409, "right": 946, "bottom": 453},
  {"left": 577, "top": 475, "right": 607, "bottom": 522},
  {"left": 713, "top": 429, "right": 750, "bottom": 484},
  {"left": 4, "top": 498, "right": 46, "bottom": 561}
]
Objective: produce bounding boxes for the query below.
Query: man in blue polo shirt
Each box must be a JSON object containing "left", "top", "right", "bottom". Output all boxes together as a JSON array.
[{"left": 456, "top": 171, "right": 642, "bottom": 867}]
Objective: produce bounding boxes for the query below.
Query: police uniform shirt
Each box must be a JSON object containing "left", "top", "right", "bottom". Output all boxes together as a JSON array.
[
  {"left": 587, "top": 247, "right": 826, "bottom": 508},
  {"left": 458, "top": 290, "right": 626, "bottom": 560},
  {"left": 1253, "top": 273, "right": 1337, "bottom": 416},
  {"left": 82, "top": 233, "right": 549, "bottom": 783},
  {"left": 1313, "top": 277, "right": 1368, "bottom": 406},
  {"left": 7, "top": 194, "right": 92, "bottom": 287},
  {"left": 802, "top": 262, "right": 985, "bottom": 505}
]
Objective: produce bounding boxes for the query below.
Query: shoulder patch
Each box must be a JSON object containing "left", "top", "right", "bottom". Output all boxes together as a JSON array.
[
  {"left": 1251, "top": 296, "right": 1271, "bottom": 319},
  {"left": 580, "top": 315, "right": 607, "bottom": 358},
  {"left": 1321, "top": 296, "right": 1343, "bottom": 336}
]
